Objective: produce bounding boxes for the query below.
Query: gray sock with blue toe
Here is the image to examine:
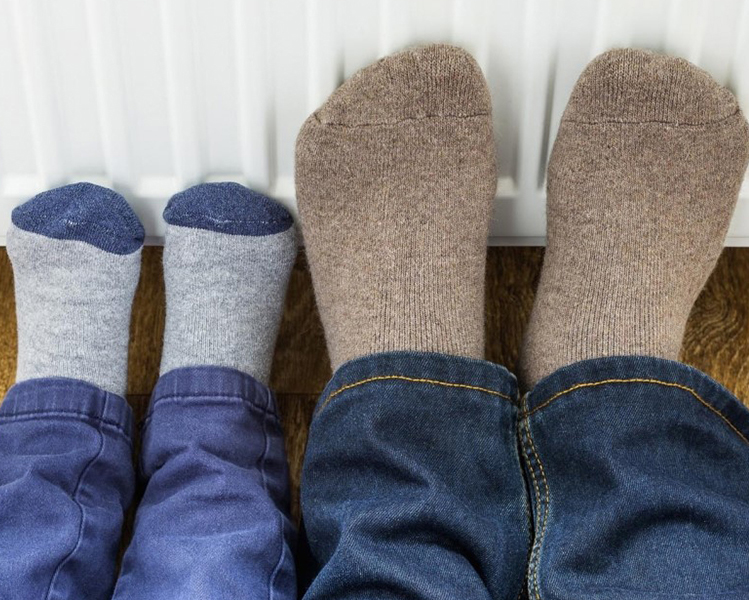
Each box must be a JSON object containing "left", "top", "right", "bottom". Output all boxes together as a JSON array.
[
  {"left": 7, "top": 183, "right": 144, "bottom": 397},
  {"left": 159, "top": 183, "right": 297, "bottom": 384}
]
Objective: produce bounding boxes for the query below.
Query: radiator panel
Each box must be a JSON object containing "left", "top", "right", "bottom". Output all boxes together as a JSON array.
[{"left": 0, "top": 0, "right": 747, "bottom": 245}]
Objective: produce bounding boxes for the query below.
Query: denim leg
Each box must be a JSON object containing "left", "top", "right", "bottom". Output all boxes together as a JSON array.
[
  {"left": 112, "top": 366, "right": 296, "bottom": 600},
  {"left": 301, "top": 352, "right": 530, "bottom": 600},
  {"left": 0, "top": 378, "right": 135, "bottom": 600},
  {"left": 520, "top": 356, "right": 749, "bottom": 600}
]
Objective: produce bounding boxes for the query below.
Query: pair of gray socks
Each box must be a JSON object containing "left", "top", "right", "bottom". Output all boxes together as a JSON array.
[{"left": 7, "top": 182, "right": 296, "bottom": 397}]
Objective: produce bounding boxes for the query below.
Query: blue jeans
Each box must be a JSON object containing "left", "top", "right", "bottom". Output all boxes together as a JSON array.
[
  {"left": 0, "top": 366, "right": 296, "bottom": 600},
  {"left": 2, "top": 354, "right": 749, "bottom": 599},
  {"left": 301, "top": 352, "right": 749, "bottom": 599}
]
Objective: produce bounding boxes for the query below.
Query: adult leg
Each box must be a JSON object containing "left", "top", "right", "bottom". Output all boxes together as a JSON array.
[
  {"left": 520, "top": 357, "right": 749, "bottom": 600},
  {"left": 296, "top": 45, "right": 530, "bottom": 599},
  {"left": 302, "top": 352, "right": 530, "bottom": 600},
  {"left": 519, "top": 50, "right": 749, "bottom": 599}
]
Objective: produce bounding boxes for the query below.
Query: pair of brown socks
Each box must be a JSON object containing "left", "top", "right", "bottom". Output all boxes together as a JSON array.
[{"left": 296, "top": 45, "right": 749, "bottom": 385}]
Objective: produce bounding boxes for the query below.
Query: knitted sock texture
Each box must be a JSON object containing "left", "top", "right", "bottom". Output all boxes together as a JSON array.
[
  {"left": 7, "top": 183, "right": 144, "bottom": 396},
  {"left": 296, "top": 44, "right": 497, "bottom": 369},
  {"left": 519, "top": 49, "right": 749, "bottom": 389},
  {"left": 159, "top": 182, "right": 297, "bottom": 384}
]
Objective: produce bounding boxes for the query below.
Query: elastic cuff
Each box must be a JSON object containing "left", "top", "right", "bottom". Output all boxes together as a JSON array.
[
  {"left": 150, "top": 366, "right": 279, "bottom": 419},
  {"left": 526, "top": 355, "right": 749, "bottom": 443},
  {"left": 1, "top": 377, "right": 134, "bottom": 439},
  {"left": 318, "top": 351, "right": 519, "bottom": 417}
]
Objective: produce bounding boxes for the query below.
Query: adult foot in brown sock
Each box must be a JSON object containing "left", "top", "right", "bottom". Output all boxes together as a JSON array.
[
  {"left": 520, "top": 48, "right": 749, "bottom": 389},
  {"left": 296, "top": 44, "right": 497, "bottom": 370}
]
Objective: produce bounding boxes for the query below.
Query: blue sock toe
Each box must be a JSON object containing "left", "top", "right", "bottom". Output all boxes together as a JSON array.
[
  {"left": 163, "top": 182, "right": 294, "bottom": 236},
  {"left": 11, "top": 182, "right": 144, "bottom": 255}
]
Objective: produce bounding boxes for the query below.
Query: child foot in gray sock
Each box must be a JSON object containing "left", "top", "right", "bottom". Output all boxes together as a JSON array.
[
  {"left": 7, "top": 183, "right": 144, "bottom": 397},
  {"left": 159, "top": 183, "right": 297, "bottom": 384}
]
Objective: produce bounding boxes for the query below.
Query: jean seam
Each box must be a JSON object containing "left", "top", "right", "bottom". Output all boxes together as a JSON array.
[
  {"left": 44, "top": 395, "right": 108, "bottom": 600},
  {"left": 258, "top": 389, "right": 271, "bottom": 495},
  {"left": 516, "top": 410, "right": 534, "bottom": 600},
  {"left": 527, "top": 417, "right": 550, "bottom": 600},
  {"left": 258, "top": 387, "right": 284, "bottom": 600},
  {"left": 520, "top": 395, "right": 551, "bottom": 600},
  {"left": 142, "top": 395, "right": 280, "bottom": 430},
  {"left": 0, "top": 410, "right": 131, "bottom": 442},
  {"left": 8, "top": 382, "right": 109, "bottom": 397},
  {"left": 519, "top": 410, "right": 540, "bottom": 600},
  {"left": 515, "top": 412, "right": 533, "bottom": 600},
  {"left": 316, "top": 375, "right": 513, "bottom": 416},
  {"left": 268, "top": 512, "right": 287, "bottom": 600},
  {"left": 149, "top": 392, "right": 279, "bottom": 416},
  {"left": 524, "top": 378, "right": 749, "bottom": 446}
]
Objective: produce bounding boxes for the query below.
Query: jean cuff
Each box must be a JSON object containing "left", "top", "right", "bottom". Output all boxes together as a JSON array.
[
  {"left": 526, "top": 355, "right": 749, "bottom": 446},
  {"left": 0, "top": 377, "right": 133, "bottom": 440},
  {"left": 148, "top": 366, "right": 280, "bottom": 422},
  {"left": 318, "top": 351, "right": 520, "bottom": 418}
]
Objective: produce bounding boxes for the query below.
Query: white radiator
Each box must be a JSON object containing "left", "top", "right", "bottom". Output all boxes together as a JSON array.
[{"left": 0, "top": 0, "right": 748, "bottom": 245}]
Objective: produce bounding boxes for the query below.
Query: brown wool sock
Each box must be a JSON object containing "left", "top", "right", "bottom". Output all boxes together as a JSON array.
[
  {"left": 296, "top": 44, "right": 497, "bottom": 370},
  {"left": 520, "top": 49, "right": 749, "bottom": 389}
]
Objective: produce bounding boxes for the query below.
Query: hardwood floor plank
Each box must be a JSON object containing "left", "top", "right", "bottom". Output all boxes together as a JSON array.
[
  {"left": 0, "top": 249, "right": 16, "bottom": 396},
  {"left": 683, "top": 248, "right": 749, "bottom": 402}
]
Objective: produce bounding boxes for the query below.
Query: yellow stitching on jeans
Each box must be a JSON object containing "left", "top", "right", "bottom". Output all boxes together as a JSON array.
[
  {"left": 524, "top": 378, "right": 749, "bottom": 446},
  {"left": 521, "top": 423, "right": 540, "bottom": 600},
  {"left": 525, "top": 412, "right": 550, "bottom": 600},
  {"left": 516, "top": 402, "right": 534, "bottom": 600},
  {"left": 316, "top": 375, "right": 512, "bottom": 416},
  {"left": 520, "top": 395, "right": 544, "bottom": 600}
]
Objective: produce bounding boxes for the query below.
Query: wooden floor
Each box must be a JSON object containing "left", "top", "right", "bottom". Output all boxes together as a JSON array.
[{"left": 2, "top": 246, "right": 749, "bottom": 534}]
